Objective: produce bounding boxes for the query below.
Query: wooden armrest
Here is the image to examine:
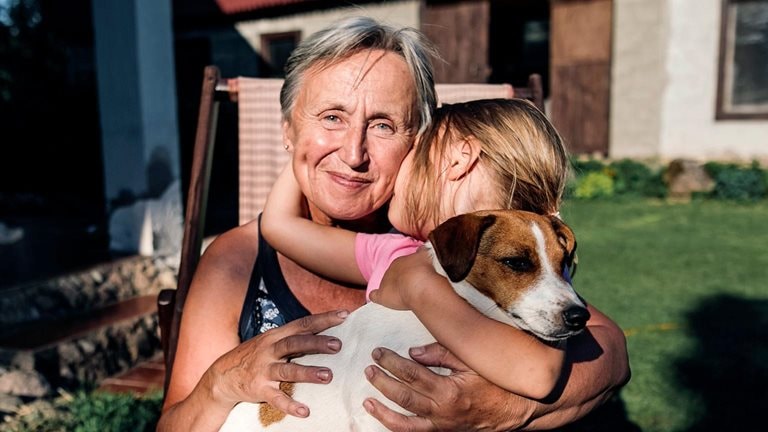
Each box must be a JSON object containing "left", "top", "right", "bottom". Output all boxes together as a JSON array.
[{"left": 157, "top": 288, "right": 177, "bottom": 369}]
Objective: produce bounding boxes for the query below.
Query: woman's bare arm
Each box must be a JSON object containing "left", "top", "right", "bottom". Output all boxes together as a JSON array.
[{"left": 157, "top": 223, "right": 349, "bottom": 431}]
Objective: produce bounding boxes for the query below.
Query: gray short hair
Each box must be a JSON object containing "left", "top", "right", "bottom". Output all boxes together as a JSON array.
[{"left": 280, "top": 16, "right": 439, "bottom": 134}]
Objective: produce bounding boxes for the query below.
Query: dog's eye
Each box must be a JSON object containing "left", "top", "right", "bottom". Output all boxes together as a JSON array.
[{"left": 501, "top": 257, "right": 534, "bottom": 272}]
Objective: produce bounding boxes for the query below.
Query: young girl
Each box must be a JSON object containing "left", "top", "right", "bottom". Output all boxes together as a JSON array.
[{"left": 261, "top": 98, "right": 571, "bottom": 400}]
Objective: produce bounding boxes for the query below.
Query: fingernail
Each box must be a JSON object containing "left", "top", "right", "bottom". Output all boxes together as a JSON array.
[
  {"left": 317, "top": 368, "right": 331, "bottom": 382},
  {"left": 328, "top": 338, "right": 341, "bottom": 351},
  {"left": 410, "top": 346, "right": 425, "bottom": 357},
  {"left": 363, "top": 399, "right": 375, "bottom": 413},
  {"left": 371, "top": 347, "right": 382, "bottom": 361},
  {"left": 337, "top": 310, "right": 349, "bottom": 319},
  {"left": 296, "top": 405, "right": 309, "bottom": 417},
  {"left": 364, "top": 365, "right": 375, "bottom": 379}
]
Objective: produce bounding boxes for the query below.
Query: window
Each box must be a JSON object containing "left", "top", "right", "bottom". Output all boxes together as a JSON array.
[
  {"left": 716, "top": 0, "right": 768, "bottom": 119},
  {"left": 260, "top": 31, "right": 300, "bottom": 78}
]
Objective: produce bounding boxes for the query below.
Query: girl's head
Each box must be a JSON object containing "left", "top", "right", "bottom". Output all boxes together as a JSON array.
[{"left": 389, "top": 98, "right": 569, "bottom": 240}]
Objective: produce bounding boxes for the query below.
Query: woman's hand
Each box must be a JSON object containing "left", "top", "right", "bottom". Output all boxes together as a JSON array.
[
  {"left": 209, "top": 310, "right": 350, "bottom": 417},
  {"left": 363, "top": 344, "right": 534, "bottom": 431}
]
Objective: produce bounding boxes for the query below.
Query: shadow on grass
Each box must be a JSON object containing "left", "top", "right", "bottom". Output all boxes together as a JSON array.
[
  {"left": 551, "top": 392, "right": 641, "bottom": 432},
  {"left": 675, "top": 294, "right": 768, "bottom": 432},
  {"left": 549, "top": 329, "right": 641, "bottom": 432}
]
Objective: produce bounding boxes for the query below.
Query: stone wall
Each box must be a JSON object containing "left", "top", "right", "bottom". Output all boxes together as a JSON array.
[
  {"left": 0, "top": 255, "right": 177, "bottom": 416},
  {"left": 0, "top": 255, "right": 177, "bottom": 327}
]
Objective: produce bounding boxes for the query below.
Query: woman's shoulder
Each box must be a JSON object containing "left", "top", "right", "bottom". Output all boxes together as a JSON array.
[{"left": 195, "top": 221, "right": 261, "bottom": 295}]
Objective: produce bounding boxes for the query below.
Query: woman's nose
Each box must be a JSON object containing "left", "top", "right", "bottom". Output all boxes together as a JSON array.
[{"left": 338, "top": 127, "right": 369, "bottom": 169}]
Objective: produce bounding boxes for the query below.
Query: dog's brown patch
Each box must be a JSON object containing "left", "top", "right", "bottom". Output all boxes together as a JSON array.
[
  {"left": 467, "top": 215, "right": 541, "bottom": 309},
  {"left": 259, "top": 381, "right": 295, "bottom": 426},
  {"left": 463, "top": 211, "right": 575, "bottom": 310}
]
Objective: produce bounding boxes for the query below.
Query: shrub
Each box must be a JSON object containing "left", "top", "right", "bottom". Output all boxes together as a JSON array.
[
  {"left": 572, "top": 171, "right": 615, "bottom": 199},
  {"left": 3, "top": 390, "right": 162, "bottom": 432},
  {"left": 608, "top": 159, "right": 667, "bottom": 198},
  {"left": 566, "top": 158, "right": 765, "bottom": 201},
  {"left": 570, "top": 158, "right": 606, "bottom": 176},
  {"left": 704, "top": 161, "right": 767, "bottom": 201}
]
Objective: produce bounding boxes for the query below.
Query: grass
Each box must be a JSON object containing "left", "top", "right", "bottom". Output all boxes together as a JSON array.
[
  {"left": 560, "top": 199, "right": 768, "bottom": 432},
  {"left": 3, "top": 200, "right": 766, "bottom": 431}
]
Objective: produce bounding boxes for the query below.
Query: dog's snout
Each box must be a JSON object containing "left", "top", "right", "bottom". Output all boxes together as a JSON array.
[{"left": 562, "top": 306, "right": 590, "bottom": 331}]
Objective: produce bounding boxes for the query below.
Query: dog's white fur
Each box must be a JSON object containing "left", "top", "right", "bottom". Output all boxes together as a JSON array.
[{"left": 219, "top": 211, "right": 586, "bottom": 432}]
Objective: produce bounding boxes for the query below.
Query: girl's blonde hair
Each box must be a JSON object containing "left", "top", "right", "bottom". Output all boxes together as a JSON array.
[{"left": 402, "top": 98, "right": 569, "bottom": 232}]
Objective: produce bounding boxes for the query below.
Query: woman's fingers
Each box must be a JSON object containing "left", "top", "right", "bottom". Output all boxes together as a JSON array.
[
  {"left": 269, "top": 310, "right": 347, "bottom": 358},
  {"left": 271, "top": 333, "right": 342, "bottom": 359},
  {"left": 262, "top": 385, "right": 310, "bottom": 418},
  {"left": 371, "top": 347, "right": 440, "bottom": 396},
  {"left": 408, "top": 342, "right": 470, "bottom": 372},
  {"left": 266, "top": 361, "right": 333, "bottom": 385},
  {"left": 278, "top": 309, "right": 349, "bottom": 336},
  {"left": 363, "top": 398, "right": 436, "bottom": 432},
  {"left": 364, "top": 357, "right": 437, "bottom": 416}
]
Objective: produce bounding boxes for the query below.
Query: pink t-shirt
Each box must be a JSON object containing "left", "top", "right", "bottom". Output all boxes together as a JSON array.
[{"left": 355, "top": 233, "right": 423, "bottom": 301}]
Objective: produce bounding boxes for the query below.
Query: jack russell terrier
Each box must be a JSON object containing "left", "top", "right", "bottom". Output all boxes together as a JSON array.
[{"left": 219, "top": 209, "right": 589, "bottom": 432}]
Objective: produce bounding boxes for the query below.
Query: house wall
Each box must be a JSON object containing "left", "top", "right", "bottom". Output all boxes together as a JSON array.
[
  {"left": 233, "top": 0, "right": 421, "bottom": 53},
  {"left": 551, "top": 0, "right": 613, "bottom": 156},
  {"left": 422, "top": 0, "right": 490, "bottom": 83},
  {"left": 612, "top": 0, "right": 768, "bottom": 162},
  {"left": 610, "top": 0, "right": 667, "bottom": 160}
]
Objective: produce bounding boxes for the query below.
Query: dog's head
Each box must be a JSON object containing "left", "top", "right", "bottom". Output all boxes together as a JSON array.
[{"left": 426, "top": 210, "right": 589, "bottom": 341}]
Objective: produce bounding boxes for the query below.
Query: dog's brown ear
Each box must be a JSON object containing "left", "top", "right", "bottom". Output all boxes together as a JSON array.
[
  {"left": 550, "top": 216, "right": 576, "bottom": 254},
  {"left": 551, "top": 216, "right": 578, "bottom": 278},
  {"left": 428, "top": 213, "right": 496, "bottom": 282}
]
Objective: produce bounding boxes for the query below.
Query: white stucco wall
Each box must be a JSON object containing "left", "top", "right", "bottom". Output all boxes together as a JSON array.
[
  {"left": 611, "top": 0, "right": 669, "bottom": 159},
  {"left": 612, "top": 0, "right": 768, "bottom": 162},
  {"left": 234, "top": 1, "right": 421, "bottom": 53}
]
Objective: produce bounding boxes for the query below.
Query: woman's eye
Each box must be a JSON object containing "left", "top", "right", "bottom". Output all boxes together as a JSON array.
[
  {"left": 371, "top": 122, "right": 394, "bottom": 134},
  {"left": 324, "top": 115, "right": 340, "bottom": 122}
]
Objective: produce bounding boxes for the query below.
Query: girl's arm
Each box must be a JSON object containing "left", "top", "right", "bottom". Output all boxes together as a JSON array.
[
  {"left": 261, "top": 164, "right": 365, "bottom": 285},
  {"left": 371, "top": 249, "right": 565, "bottom": 399}
]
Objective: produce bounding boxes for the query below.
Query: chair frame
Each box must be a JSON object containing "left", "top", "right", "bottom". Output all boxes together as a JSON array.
[{"left": 158, "top": 65, "right": 545, "bottom": 393}]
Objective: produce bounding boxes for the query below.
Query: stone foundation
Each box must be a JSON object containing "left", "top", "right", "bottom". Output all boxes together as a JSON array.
[
  {"left": 0, "top": 256, "right": 177, "bottom": 327},
  {"left": 0, "top": 255, "right": 177, "bottom": 413}
]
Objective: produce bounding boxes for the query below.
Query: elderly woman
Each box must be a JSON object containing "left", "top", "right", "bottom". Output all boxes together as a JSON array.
[{"left": 157, "top": 16, "right": 629, "bottom": 431}]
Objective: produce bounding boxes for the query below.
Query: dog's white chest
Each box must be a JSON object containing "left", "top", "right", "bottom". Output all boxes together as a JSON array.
[{"left": 219, "top": 303, "right": 439, "bottom": 431}]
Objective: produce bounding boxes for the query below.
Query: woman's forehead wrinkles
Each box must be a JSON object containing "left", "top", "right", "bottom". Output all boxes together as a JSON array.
[{"left": 350, "top": 49, "right": 387, "bottom": 90}]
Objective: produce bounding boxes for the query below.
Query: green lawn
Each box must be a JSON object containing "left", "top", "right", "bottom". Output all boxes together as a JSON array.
[{"left": 560, "top": 200, "right": 768, "bottom": 432}]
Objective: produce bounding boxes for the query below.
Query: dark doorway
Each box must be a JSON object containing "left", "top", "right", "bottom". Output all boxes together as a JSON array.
[{"left": 489, "top": 0, "right": 551, "bottom": 97}]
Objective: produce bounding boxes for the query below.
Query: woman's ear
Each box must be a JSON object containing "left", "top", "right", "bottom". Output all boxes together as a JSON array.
[
  {"left": 446, "top": 136, "right": 481, "bottom": 181},
  {"left": 282, "top": 120, "right": 294, "bottom": 152}
]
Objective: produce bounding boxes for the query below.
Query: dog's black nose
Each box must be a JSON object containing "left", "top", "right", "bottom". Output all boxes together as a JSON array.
[{"left": 563, "top": 306, "right": 591, "bottom": 331}]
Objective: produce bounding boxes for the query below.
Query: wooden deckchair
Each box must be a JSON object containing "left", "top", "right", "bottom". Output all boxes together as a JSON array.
[{"left": 158, "top": 65, "right": 546, "bottom": 392}]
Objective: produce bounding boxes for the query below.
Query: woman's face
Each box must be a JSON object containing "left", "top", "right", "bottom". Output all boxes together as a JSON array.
[{"left": 284, "top": 50, "right": 417, "bottom": 225}]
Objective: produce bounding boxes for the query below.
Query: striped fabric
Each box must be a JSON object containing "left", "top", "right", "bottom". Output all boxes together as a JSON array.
[
  {"left": 236, "top": 79, "right": 516, "bottom": 225},
  {"left": 237, "top": 78, "right": 286, "bottom": 225},
  {"left": 435, "top": 83, "right": 515, "bottom": 106}
]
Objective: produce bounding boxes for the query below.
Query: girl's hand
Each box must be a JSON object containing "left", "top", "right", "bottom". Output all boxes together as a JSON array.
[{"left": 369, "top": 248, "right": 434, "bottom": 310}]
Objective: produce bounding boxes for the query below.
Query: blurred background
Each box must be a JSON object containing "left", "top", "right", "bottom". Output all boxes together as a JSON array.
[
  {"left": 0, "top": 0, "right": 768, "bottom": 430},
  {"left": 1, "top": 0, "right": 766, "bottom": 285}
]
